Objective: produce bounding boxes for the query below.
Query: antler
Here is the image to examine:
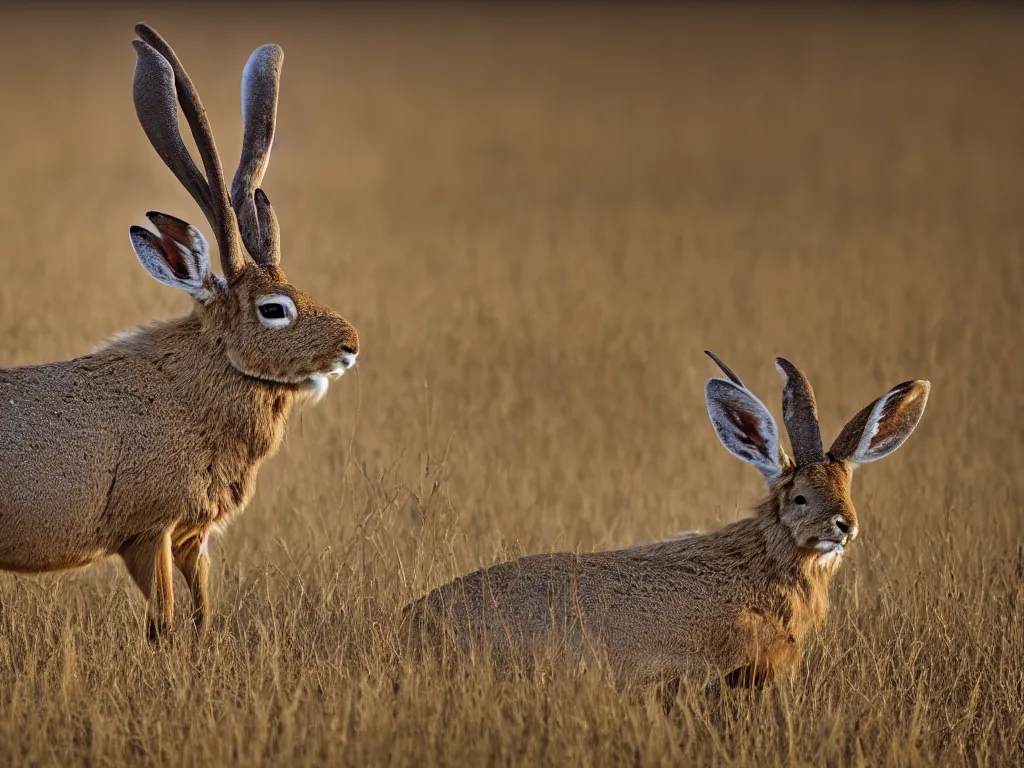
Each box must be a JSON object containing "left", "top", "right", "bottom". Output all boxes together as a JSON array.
[
  {"left": 132, "top": 23, "right": 246, "bottom": 280},
  {"left": 232, "top": 44, "right": 284, "bottom": 267},
  {"left": 774, "top": 357, "right": 826, "bottom": 465},
  {"left": 704, "top": 350, "right": 745, "bottom": 387}
]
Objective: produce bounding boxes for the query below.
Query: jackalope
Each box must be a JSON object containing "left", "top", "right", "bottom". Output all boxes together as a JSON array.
[
  {"left": 404, "top": 351, "right": 929, "bottom": 688},
  {"left": 0, "top": 24, "right": 359, "bottom": 639}
]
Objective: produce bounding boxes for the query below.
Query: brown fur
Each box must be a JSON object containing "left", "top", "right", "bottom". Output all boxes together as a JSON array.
[
  {"left": 405, "top": 465, "right": 844, "bottom": 686},
  {"left": 0, "top": 25, "right": 358, "bottom": 638},
  {"left": 404, "top": 356, "right": 929, "bottom": 689},
  {"left": 0, "top": 266, "right": 356, "bottom": 638}
]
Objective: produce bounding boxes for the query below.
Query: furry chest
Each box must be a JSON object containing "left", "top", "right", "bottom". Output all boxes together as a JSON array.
[{"left": 201, "top": 464, "right": 259, "bottom": 526}]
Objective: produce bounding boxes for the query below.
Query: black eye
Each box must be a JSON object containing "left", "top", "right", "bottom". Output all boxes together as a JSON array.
[
  {"left": 258, "top": 303, "right": 286, "bottom": 320},
  {"left": 794, "top": 495, "right": 807, "bottom": 505}
]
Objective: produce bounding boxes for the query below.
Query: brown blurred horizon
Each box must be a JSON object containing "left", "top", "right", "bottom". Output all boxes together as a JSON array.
[{"left": 0, "top": 4, "right": 1022, "bottom": 765}]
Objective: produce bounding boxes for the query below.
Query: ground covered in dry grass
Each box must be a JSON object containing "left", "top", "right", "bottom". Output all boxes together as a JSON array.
[{"left": 1, "top": 4, "right": 1022, "bottom": 765}]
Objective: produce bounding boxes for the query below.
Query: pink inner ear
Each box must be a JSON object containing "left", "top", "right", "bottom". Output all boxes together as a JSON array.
[
  {"left": 729, "top": 407, "right": 767, "bottom": 450},
  {"left": 157, "top": 234, "right": 190, "bottom": 280}
]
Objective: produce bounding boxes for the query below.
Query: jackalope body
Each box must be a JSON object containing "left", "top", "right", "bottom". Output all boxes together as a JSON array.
[
  {"left": 0, "top": 25, "right": 358, "bottom": 637},
  {"left": 406, "top": 352, "right": 929, "bottom": 687}
]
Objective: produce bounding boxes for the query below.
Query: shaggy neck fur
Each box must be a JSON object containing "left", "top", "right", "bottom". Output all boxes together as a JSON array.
[
  {"left": 93, "top": 312, "right": 308, "bottom": 519},
  {"left": 646, "top": 488, "right": 836, "bottom": 641}
]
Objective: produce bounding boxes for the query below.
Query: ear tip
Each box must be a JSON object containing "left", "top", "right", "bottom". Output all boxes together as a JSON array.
[
  {"left": 898, "top": 379, "right": 931, "bottom": 401},
  {"left": 128, "top": 225, "right": 155, "bottom": 247}
]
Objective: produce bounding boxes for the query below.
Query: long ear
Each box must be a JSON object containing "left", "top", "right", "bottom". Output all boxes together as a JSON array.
[
  {"left": 129, "top": 212, "right": 211, "bottom": 297},
  {"left": 706, "top": 378, "right": 785, "bottom": 483},
  {"left": 231, "top": 44, "right": 283, "bottom": 267},
  {"left": 828, "top": 380, "right": 931, "bottom": 465}
]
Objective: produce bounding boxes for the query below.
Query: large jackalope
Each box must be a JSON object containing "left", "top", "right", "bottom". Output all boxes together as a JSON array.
[
  {"left": 0, "top": 24, "right": 359, "bottom": 638},
  {"left": 405, "top": 352, "right": 930, "bottom": 688}
]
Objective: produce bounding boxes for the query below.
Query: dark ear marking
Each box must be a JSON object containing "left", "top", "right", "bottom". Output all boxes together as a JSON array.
[
  {"left": 726, "top": 406, "right": 768, "bottom": 452},
  {"left": 146, "top": 212, "right": 196, "bottom": 279},
  {"left": 161, "top": 241, "right": 191, "bottom": 280}
]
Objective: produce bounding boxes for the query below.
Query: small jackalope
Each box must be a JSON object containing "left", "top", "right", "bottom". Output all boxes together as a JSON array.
[
  {"left": 404, "top": 352, "right": 930, "bottom": 689},
  {"left": 0, "top": 24, "right": 359, "bottom": 639}
]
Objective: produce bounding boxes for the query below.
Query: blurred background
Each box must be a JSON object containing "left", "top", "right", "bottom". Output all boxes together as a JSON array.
[
  {"left": 0, "top": 4, "right": 1022, "bottom": 763},
  {"left": 1, "top": 0, "right": 1021, "bottom": 592},
  {"left": 1, "top": 0, "right": 1021, "bottom": 575}
]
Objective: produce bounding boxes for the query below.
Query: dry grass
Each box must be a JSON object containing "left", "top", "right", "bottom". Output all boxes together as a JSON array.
[{"left": 1, "top": 4, "right": 1023, "bottom": 765}]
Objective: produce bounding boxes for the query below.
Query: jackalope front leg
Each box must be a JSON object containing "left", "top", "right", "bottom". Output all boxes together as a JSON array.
[
  {"left": 172, "top": 532, "right": 210, "bottom": 634},
  {"left": 120, "top": 529, "right": 175, "bottom": 641}
]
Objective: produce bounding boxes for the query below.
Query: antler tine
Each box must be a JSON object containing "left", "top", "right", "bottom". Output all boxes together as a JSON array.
[
  {"left": 131, "top": 40, "right": 213, "bottom": 224},
  {"left": 774, "top": 357, "right": 826, "bottom": 465},
  {"left": 134, "top": 23, "right": 246, "bottom": 279},
  {"left": 232, "top": 44, "right": 284, "bottom": 267},
  {"left": 704, "top": 350, "right": 745, "bottom": 388},
  {"left": 252, "top": 189, "right": 281, "bottom": 266}
]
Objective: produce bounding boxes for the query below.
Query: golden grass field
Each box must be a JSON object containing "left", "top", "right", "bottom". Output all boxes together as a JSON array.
[{"left": 1, "top": 4, "right": 1022, "bottom": 765}]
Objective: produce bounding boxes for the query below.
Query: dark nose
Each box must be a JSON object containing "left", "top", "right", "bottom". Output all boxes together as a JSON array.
[{"left": 835, "top": 518, "right": 850, "bottom": 534}]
